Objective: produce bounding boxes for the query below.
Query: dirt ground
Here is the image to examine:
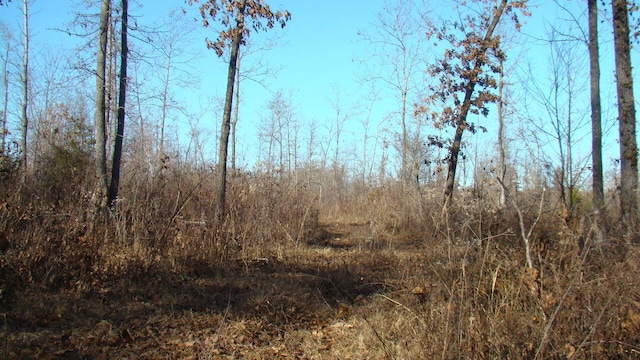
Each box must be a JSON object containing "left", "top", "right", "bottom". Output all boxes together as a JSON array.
[{"left": 1, "top": 223, "right": 428, "bottom": 359}]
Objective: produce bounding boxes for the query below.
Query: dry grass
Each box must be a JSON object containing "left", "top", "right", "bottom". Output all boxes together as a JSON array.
[{"left": 1, "top": 164, "right": 639, "bottom": 359}]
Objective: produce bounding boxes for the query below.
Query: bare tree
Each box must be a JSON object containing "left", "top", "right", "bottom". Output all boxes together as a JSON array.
[
  {"left": 188, "top": 0, "right": 290, "bottom": 223},
  {"left": 612, "top": 0, "right": 638, "bottom": 237},
  {"left": 258, "top": 89, "right": 293, "bottom": 175},
  {"left": 92, "top": 0, "right": 111, "bottom": 211},
  {"left": 138, "top": 10, "right": 198, "bottom": 176},
  {"left": 231, "top": 52, "right": 240, "bottom": 171},
  {"left": 304, "top": 117, "right": 319, "bottom": 167},
  {"left": 107, "top": 0, "right": 128, "bottom": 207},
  {"left": 543, "top": 0, "right": 606, "bottom": 237},
  {"left": 19, "top": 0, "right": 29, "bottom": 180},
  {"left": 497, "top": 61, "right": 507, "bottom": 207},
  {"left": 29, "top": 47, "right": 77, "bottom": 172},
  {"left": 257, "top": 96, "right": 277, "bottom": 170},
  {"left": 358, "top": 0, "right": 425, "bottom": 184},
  {"left": 523, "top": 29, "right": 591, "bottom": 221},
  {"left": 356, "top": 84, "right": 380, "bottom": 187},
  {"left": 229, "top": 37, "right": 282, "bottom": 171},
  {"left": 0, "top": 22, "right": 14, "bottom": 155},
  {"left": 328, "top": 85, "right": 348, "bottom": 181},
  {"left": 588, "top": 0, "right": 605, "bottom": 240}
]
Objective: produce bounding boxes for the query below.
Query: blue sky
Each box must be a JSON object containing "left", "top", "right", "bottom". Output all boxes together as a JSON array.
[{"left": 0, "top": 0, "right": 637, "bottom": 181}]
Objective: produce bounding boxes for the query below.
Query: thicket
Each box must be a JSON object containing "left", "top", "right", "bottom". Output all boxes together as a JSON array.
[{"left": 1, "top": 146, "right": 639, "bottom": 359}]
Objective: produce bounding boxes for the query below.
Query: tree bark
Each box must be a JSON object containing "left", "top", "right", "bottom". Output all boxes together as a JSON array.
[
  {"left": 612, "top": 0, "right": 638, "bottom": 237},
  {"left": 216, "top": 0, "right": 246, "bottom": 223},
  {"left": 93, "top": 0, "right": 110, "bottom": 210},
  {"left": 20, "top": 0, "right": 28, "bottom": 181},
  {"left": 158, "top": 43, "right": 171, "bottom": 170},
  {"left": 1, "top": 32, "right": 8, "bottom": 155},
  {"left": 588, "top": 0, "right": 605, "bottom": 240},
  {"left": 443, "top": 0, "right": 507, "bottom": 206},
  {"left": 401, "top": 88, "right": 408, "bottom": 183},
  {"left": 231, "top": 50, "right": 240, "bottom": 172},
  {"left": 108, "top": 0, "right": 128, "bottom": 207},
  {"left": 497, "top": 63, "right": 507, "bottom": 208}
]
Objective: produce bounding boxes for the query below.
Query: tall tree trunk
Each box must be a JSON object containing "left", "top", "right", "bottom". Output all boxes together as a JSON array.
[
  {"left": 231, "top": 50, "right": 240, "bottom": 171},
  {"left": 216, "top": 0, "right": 246, "bottom": 223},
  {"left": 93, "top": 0, "right": 110, "bottom": 211},
  {"left": 401, "top": 88, "right": 408, "bottom": 183},
  {"left": 20, "top": 0, "right": 28, "bottom": 181},
  {"left": 587, "top": 0, "right": 606, "bottom": 242},
  {"left": 612, "top": 0, "right": 638, "bottom": 238},
  {"left": 566, "top": 67, "right": 574, "bottom": 213},
  {"left": 108, "top": 0, "right": 128, "bottom": 207},
  {"left": 497, "top": 62, "right": 507, "bottom": 207},
  {"left": 158, "top": 46, "right": 171, "bottom": 171},
  {"left": 1, "top": 29, "right": 10, "bottom": 155},
  {"left": 443, "top": 0, "right": 507, "bottom": 206}
]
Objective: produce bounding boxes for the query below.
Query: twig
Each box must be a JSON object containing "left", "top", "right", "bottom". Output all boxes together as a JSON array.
[
  {"left": 580, "top": 340, "right": 640, "bottom": 353},
  {"left": 377, "top": 294, "right": 427, "bottom": 329},
  {"left": 534, "top": 243, "right": 592, "bottom": 359},
  {"left": 158, "top": 167, "right": 215, "bottom": 241},
  {"left": 533, "top": 278, "right": 574, "bottom": 360},
  {"left": 216, "top": 292, "right": 233, "bottom": 336},
  {"left": 277, "top": 220, "right": 296, "bottom": 247},
  {"left": 361, "top": 313, "right": 395, "bottom": 360},
  {"left": 496, "top": 177, "right": 544, "bottom": 268},
  {"left": 296, "top": 202, "right": 313, "bottom": 244},
  {"left": 570, "top": 296, "right": 612, "bottom": 359}
]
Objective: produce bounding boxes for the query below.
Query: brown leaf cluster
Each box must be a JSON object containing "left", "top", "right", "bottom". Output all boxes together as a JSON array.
[
  {"left": 187, "top": 0, "right": 291, "bottom": 56},
  {"left": 418, "top": 0, "right": 529, "bottom": 130}
]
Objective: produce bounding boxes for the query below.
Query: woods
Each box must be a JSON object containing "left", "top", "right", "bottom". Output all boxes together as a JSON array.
[{"left": 0, "top": 0, "right": 639, "bottom": 358}]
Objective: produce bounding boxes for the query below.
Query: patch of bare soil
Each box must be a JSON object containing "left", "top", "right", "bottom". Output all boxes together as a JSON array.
[{"left": 1, "top": 223, "right": 421, "bottom": 359}]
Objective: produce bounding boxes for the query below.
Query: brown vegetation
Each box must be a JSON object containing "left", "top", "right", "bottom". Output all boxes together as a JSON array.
[{"left": 1, "top": 159, "right": 639, "bottom": 359}]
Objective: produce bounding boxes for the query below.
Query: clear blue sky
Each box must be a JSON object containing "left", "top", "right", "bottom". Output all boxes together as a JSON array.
[{"left": 0, "top": 0, "right": 637, "bottom": 180}]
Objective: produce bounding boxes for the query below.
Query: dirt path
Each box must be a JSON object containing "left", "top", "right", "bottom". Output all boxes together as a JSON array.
[{"left": 1, "top": 223, "right": 424, "bottom": 359}]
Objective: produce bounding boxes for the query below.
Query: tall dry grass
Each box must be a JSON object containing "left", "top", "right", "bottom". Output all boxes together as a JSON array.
[{"left": 1, "top": 156, "right": 639, "bottom": 358}]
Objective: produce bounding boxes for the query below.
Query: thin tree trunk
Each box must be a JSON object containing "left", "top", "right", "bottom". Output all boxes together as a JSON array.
[
  {"left": 497, "top": 62, "right": 506, "bottom": 207},
  {"left": 93, "top": 0, "right": 110, "bottom": 211},
  {"left": 158, "top": 44, "right": 171, "bottom": 170},
  {"left": 216, "top": 0, "right": 246, "bottom": 223},
  {"left": 612, "top": 0, "right": 638, "bottom": 238},
  {"left": 443, "top": 0, "right": 507, "bottom": 206},
  {"left": 1, "top": 31, "right": 10, "bottom": 155},
  {"left": 231, "top": 50, "right": 240, "bottom": 171},
  {"left": 401, "top": 89, "right": 407, "bottom": 183},
  {"left": 566, "top": 66, "right": 573, "bottom": 214},
  {"left": 588, "top": 0, "right": 606, "bottom": 241},
  {"left": 108, "top": 0, "right": 128, "bottom": 207},
  {"left": 20, "top": 0, "right": 28, "bottom": 181}
]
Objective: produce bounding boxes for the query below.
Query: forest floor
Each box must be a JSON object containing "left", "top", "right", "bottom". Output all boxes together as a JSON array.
[{"left": 1, "top": 222, "right": 431, "bottom": 359}]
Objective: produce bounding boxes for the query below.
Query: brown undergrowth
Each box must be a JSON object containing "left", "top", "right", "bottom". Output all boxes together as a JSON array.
[{"left": 1, "top": 170, "right": 639, "bottom": 359}]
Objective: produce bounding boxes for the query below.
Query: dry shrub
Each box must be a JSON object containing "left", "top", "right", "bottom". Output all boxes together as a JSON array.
[
  {"left": 330, "top": 184, "right": 640, "bottom": 359},
  {"left": 3, "top": 155, "right": 640, "bottom": 359},
  {"left": 328, "top": 231, "right": 640, "bottom": 359},
  {"left": 0, "top": 160, "right": 321, "bottom": 294},
  {"left": 224, "top": 172, "right": 319, "bottom": 259},
  {"left": 0, "top": 198, "right": 97, "bottom": 293}
]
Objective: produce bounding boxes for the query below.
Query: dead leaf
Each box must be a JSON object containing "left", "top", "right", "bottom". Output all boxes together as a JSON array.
[
  {"left": 622, "top": 307, "right": 640, "bottom": 332},
  {"left": 336, "top": 302, "right": 352, "bottom": 319},
  {"left": 542, "top": 292, "right": 556, "bottom": 312},
  {"left": 565, "top": 343, "right": 576, "bottom": 358}
]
